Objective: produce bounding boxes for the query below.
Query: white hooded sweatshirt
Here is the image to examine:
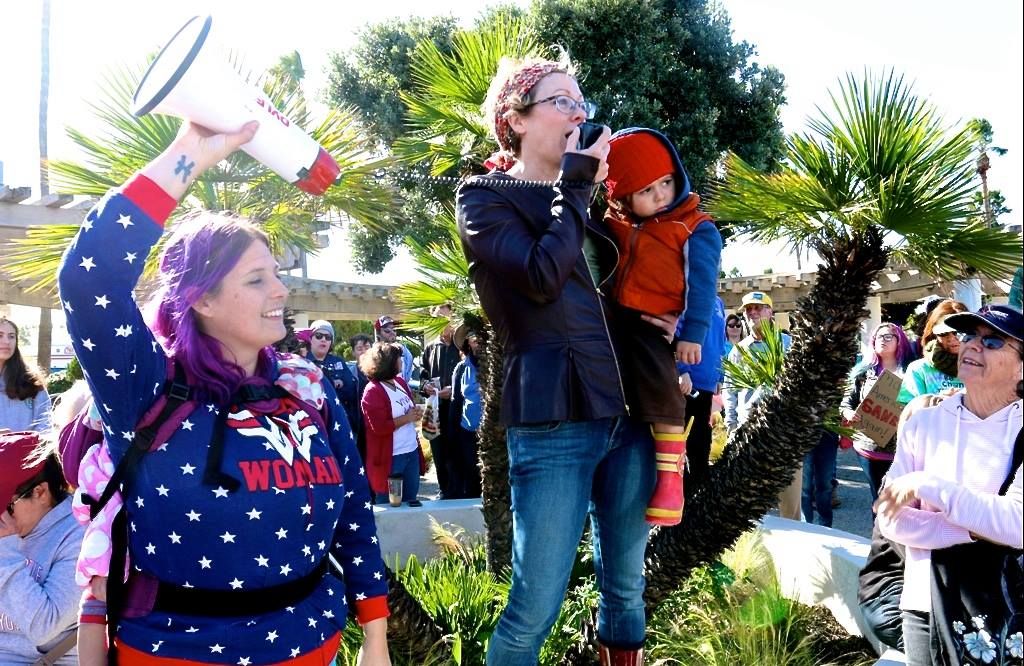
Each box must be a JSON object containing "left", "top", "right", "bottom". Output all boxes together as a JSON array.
[{"left": 877, "top": 395, "right": 1023, "bottom": 612}]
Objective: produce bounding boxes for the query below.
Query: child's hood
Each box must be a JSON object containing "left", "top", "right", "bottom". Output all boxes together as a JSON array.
[{"left": 609, "top": 127, "right": 693, "bottom": 216}]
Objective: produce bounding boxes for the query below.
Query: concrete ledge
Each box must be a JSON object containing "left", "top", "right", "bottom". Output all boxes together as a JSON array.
[{"left": 373, "top": 498, "right": 484, "bottom": 564}]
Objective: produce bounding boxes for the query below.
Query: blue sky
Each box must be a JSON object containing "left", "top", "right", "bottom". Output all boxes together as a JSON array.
[{"left": 1, "top": 0, "right": 1021, "bottom": 284}]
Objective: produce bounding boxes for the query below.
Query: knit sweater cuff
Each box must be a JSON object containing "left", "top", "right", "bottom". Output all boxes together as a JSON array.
[
  {"left": 121, "top": 174, "right": 176, "bottom": 226},
  {"left": 354, "top": 595, "right": 390, "bottom": 625}
]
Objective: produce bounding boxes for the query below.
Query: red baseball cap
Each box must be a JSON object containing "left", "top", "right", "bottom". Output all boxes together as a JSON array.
[{"left": 0, "top": 431, "right": 46, "bottom": 504}]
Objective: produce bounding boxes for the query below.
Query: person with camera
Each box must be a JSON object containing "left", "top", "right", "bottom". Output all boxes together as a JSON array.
[{"left": 457, "top": 56, "right": 677, "bottom": 666}]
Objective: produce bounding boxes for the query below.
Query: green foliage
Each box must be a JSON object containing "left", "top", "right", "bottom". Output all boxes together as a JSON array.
[
  {"left": 709, "top": 71, "right": 1022, "bottom": 281},
  {"left": 722, "top": 322, "right": 787, "bottom": 392},
  {"left": 526, "top": 0, "right": 787, "bottom": 193},
  {"left": 647, "top": 531, "right": 870, "bottom": 666},
  {"left": 46, "top": 356, "right": 83, "bottom": 395}
]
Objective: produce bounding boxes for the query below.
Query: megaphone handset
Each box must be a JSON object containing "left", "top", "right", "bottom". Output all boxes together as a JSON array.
[{"left": 133, "top": 16, "right": 340, "bottom": 196}]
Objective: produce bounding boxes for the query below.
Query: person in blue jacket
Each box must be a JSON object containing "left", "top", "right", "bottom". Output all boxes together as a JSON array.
[
  {"left": 676, "top": 295, "right": 726, "bottom": 486},
  {"left": 57, "top": 120, "right": 390, "bottom": 665},
  {"left": 305, "top": 319, "right": 360, "bottom": 436}
]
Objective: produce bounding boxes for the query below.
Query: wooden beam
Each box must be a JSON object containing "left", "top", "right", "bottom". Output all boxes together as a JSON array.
[{"left": 0, "top": 186, "right": 32, "bottom": 203}]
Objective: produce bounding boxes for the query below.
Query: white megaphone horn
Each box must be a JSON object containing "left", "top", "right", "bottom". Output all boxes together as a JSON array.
[{"left": 132, "top": 15, "right": 340, "bottom": 196}]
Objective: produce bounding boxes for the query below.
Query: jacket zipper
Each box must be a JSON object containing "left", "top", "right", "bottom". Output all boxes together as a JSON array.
[{"left": 582, "top": 227, "right": 629, "bottom": 414}]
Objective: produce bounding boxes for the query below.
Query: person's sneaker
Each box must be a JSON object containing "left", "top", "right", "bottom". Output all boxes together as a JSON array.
[
  {"left": 831, "top": 486, "right": 842, "bottom": 508},
  {"left": 408, "top": 500, "right": 423, "bottom": 507}
]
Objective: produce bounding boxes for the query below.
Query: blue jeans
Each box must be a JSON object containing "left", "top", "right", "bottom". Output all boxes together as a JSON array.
[
  {"left": 856, "top": 454, "right": 893, "bottom": 504},
  {"left": 801, "top": 431, "right": 839, "bottom": 527},
  {"left": 487, "top": 417, "right": 655, "bottom": 665},
  {"left": 901, "top": 610, "right": 933, "bottom": 666},
  {"left": 374, "top": 449, "right": 420, "bottom": 504},
  {"left": 859, "top": 583, "right": 904, "bottom": 651}
]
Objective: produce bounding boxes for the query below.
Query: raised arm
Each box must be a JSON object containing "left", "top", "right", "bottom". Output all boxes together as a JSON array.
[{"left": 57, "top": 121, "right": 258, "bottom": 461}]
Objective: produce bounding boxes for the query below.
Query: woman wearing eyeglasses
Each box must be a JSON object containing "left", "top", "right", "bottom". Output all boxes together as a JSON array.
[
  {"left": 724, "top": 313, "right": 744, "bottom": 358},
  {"left": 456, "top": 56, "right": 677, "bottom": 664},
  {"left": 841, "top": 322, "right": 916, "bottom": 501},
  {"left": 0, "top": 431, "right": 82, "bottom": 665},
  {"left": 875, "top": 305, "right": 1024, "bottom": 666},
  {"left": 897, "top": 300, "right": 968, "bottom": 405}
]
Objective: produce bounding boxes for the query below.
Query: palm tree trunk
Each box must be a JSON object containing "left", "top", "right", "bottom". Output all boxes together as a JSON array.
[
  {"left": 38, "top": 0, "right": 51, "bottom": 196},
  {"left": 384, "top": 566, "right": 448, "bottom": 660},
  {"left": 476, "top": 325, "right": 513, "bottom": 575},
  {"left": 644, "top": 227, "right": 889, "bottom": 610}
]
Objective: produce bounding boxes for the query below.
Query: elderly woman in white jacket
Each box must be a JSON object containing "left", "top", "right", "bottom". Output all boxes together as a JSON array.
[{"left": 875, "top": 305, "right": 1024, "bottom": 666}]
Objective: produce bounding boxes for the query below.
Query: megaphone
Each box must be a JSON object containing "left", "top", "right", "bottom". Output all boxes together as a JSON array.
[{"left": 132, "top": 15, "right": 339, "bottom": 196}]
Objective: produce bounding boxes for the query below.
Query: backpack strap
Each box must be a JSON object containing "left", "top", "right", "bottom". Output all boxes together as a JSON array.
[
  {"left": 999, "top": 425, "right": 1024, "bottom": 496},
  {"left": 84, "top": 361, "right": 192, "bottom": 520}
]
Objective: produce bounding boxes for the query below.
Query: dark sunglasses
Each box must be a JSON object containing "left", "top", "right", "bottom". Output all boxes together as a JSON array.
[
  {"left": 7, "top": 486, "right": 34, "bottom": 515},
  {"left": 956, "top": 332, "right": 1015, "bottom": 350},
  {"left": 312, "top": 332, "right": 332, "bottom": 341},
  {"left": 726, "top": 323, "right": 743, "bottom": 328}
]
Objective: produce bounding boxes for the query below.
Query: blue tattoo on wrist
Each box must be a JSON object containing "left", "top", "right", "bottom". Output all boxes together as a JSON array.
[{"left": 174, "top": 155, "right": 196, "bottom": 183}]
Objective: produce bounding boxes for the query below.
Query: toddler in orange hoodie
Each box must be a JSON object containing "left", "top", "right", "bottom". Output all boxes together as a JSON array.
[{"left": 604, "top": 128, "right": 723, "bottom": 526}]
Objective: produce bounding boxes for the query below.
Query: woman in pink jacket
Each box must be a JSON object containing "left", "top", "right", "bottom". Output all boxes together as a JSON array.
[
  {"left": 876, "top": 305, "right": 1023, "bottom": 665},
  {"left": 360, "top": 343, "right": 425, "bottom": 507}
]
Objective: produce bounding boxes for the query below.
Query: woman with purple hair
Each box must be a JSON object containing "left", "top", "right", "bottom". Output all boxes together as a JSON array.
[
  {"left": 841, "top": 322, "right": 916, "bottom": 501},
  {"left": 57, "top": 122, "right": 390, "bottom": 665}
]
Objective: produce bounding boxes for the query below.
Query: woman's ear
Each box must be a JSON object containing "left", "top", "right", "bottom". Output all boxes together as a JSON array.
[
  {"left": 191, "top": 294, "right": 215, "bottom": 319},
  {"left": 506, "top": 110, "right": 527, "bottom": 137}
]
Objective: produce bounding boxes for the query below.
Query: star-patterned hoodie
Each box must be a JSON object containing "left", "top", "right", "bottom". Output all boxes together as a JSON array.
[{"left": 56, "top": 175, "right": 389, "bottom": 664}]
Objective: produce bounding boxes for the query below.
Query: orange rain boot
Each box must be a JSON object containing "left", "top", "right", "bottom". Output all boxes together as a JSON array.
[{"left": 645, "top": 421, "right": 691, "bottom": 526}]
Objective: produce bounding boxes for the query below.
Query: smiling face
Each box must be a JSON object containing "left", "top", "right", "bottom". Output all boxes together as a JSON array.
[
  {"left": 507, "top": 72, "right": 587, "bottom": 169},
  {"left": 957, "top": 323, "right": 1023, "bottom": 391},
  {"left": 628, "top": 174, "right": 677, "bottom": 218},
  {"left": 191, "top": 240, "right": 288, "bottom": 369},
  {"left": 0, "top": 320, "right": 16, "bottom": 368},
  {"left": 743, "top": 303, "right": 774, "bottom": 335}
]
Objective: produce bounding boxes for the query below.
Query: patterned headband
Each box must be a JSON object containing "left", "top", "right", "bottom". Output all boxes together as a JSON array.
[{"left": 492, "top": 62, "right": 564, "bottom": 151}]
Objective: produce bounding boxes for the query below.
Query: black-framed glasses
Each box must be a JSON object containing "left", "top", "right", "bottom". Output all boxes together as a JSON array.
[
  {"left": 524, "top": 95, "right": 597, "bottom": 119},
  {"left": 876, "top": 333, "right": 897, "bottom": 342},
  {"left": 957, "top": 332, "right": 1013, "bottom": 350},
  {"left": 312, "top": 332, "right": 332, "bottom": 341},
  {"left": 7, "top": 487, "right": 34, "bottom": 515}
]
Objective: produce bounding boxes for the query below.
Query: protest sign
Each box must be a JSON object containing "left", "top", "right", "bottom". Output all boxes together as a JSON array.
[{"left": 854, "top": 370, "right": 905, "bottom": 445}]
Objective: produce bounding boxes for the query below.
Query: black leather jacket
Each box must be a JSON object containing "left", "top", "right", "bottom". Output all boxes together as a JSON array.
[{"left": 456, "top": 153, "right": 628, "bottom": 426}]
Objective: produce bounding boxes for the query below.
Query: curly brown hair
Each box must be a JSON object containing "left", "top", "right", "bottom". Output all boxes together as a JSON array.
[
  {"left": 358, "top": 342, "right": 404, "bottom": 382},
  {"left": 0, "top": 317, "right": 47, "bottom": 401}
]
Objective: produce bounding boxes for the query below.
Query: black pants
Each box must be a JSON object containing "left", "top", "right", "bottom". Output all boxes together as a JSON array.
[
  {"left": 448, "top": 425, "right": 482, "bottom": 499},
  {"left": 430, "top": 399, "right": 454, "bottom": 498},
  {"left": 683, "top": 389, "right": 713, "bottom": 487}
]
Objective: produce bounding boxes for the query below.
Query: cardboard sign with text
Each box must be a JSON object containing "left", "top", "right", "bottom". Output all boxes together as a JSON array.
[{"left": 854, "top": 370, "right": 905, "bottom": 445}]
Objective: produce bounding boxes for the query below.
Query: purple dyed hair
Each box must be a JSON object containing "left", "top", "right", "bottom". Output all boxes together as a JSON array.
[
  {"left": 865, "top": 322, "right": 914, "bottom": 376},
  {"left": 146, "top": 212, "right": 275, "bottom": 404}
]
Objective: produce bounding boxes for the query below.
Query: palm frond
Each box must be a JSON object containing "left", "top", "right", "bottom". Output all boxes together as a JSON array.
[
  {"left": 722, "top": 324, "right": 787, "bottom": 392},
  {"left": 708, "top": 70, "right": 1020, "bottom": 278}
]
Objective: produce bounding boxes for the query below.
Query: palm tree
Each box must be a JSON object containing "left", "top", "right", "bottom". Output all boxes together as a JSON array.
[
  {"left": 35, "top": 0, "right": 53, "bottom": 373},
  {"left": 2, "top": 61, "right": 397, "bottom": 292},
  {"left": 642, "top": 70, "right": 1021, "bottom": 609}
]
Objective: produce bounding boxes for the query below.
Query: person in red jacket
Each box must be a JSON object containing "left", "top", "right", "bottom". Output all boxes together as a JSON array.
[
  {"left": 359, "top": 342, "right": 426, "bottom": 507},
  {"left": 603, "top": 128, "right": 723, "bottom": 526}
]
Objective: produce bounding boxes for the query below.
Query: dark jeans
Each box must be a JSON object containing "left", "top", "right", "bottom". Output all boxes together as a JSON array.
[
  {"left": 901, "top": 610, "right": 934, "bottom": 666},
  {"left": 859, "top": 583, "right": 904, "bottom": 651},
  {"left": 801, "top": 431, "right": 839, "bottom": 527},
  {"left": 374, "top": 449, "right": 421, "bottom": 504},
  {"left": 683, "top": 390, "right": 713, "bottom": 487},
  {"left": 856, "top": 454, "right": 893, "bottom": 504}
]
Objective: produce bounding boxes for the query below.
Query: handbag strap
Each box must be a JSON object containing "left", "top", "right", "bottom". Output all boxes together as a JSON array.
[
  {"left": 31, "top": 631, "right": 78, "bottom": 666},
  {"left": 999, "top": 424, "right": 1024, "bottom": 496}
]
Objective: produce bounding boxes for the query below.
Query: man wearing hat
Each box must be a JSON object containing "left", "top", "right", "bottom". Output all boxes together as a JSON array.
[
  {"left": 306, "top": 320, "right": 359, "bottom": 429},
  {"left": 724, "top": 291, "right": 801, "bottom": 520},
  {"left": 374, "top": 316, "right": 414, "bottom": 384}
]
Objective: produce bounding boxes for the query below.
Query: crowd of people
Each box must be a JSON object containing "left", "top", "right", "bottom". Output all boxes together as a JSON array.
[{"left": 0, "top": 53, "right": 1020, "bottom": 666}]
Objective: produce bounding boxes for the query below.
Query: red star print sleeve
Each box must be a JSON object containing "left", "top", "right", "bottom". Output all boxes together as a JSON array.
[
  {"left": 320, "top": 380, "right": 390, "bottom": 624},
  {"left": 57, "top": 175, "right": 175, "bottom": 462}
]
